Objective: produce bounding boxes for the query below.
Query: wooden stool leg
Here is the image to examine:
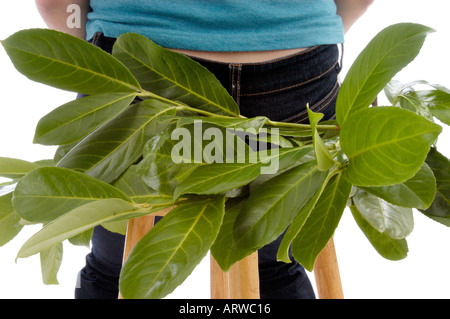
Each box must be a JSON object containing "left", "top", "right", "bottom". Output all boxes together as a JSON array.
[
  {"left": 210, "top": 255, "right": 230, "bottom": 299},
  {"left": 228, "top": 252, "right": 260, "bottom": 299},
  {"left": 314, "top": 238, "right": 344, "bottom": 299},
  {"left": 122, "top": 214, "right": 156, "bottom": 264},
  {"left": 122, "top": 208, "right": 172, "bottom": 264}
]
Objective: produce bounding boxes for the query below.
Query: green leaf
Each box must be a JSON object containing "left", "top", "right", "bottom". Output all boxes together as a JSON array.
[
  {"left": 174, "top": 145, "right": 314, "bottom": 200},
  {"left": 112, "top": 33, "right": 240, "bottom": 117},
  {"left": 291, "top": 171, "right": 352, "bottom": 271},
  {"left": 17, "top": 198, "right": 140, "bottom": 258},
  {"left": 341, "top": 107, "right": 442, "bottom": 186},
  {"left": 361, "top": 163, "right": 436, "bottom": 210},
  {"left": 113, "top": 165, "right": 174, "bottom": 205},
  {"left": 353, "top": 189, "right": 414, "bottom": 239},
  {"left": 384, "top": 80, "right": 450, "bottom": 125},
  {"left": 12, "top": 167, "right": 131, "bottom": 223},
  {"left": 34, "top": 93, "right": 136, "bottom": 145},
  {"left": 1, "top": 29, "right": 141, "bottom": 94},
  {"left": 137, "top": 126, "right": 205, "bottom": 195},
  {"left": 422, "top": 89, "right": 450, "bottom": 125},
  {"left": 399, "top": 91, "right": 435, "bottom": 122},
  {"left": 0, "top": 157, "right": 40, "bottom": 179},
  {"left": 211, "top": 198, "right": 255, "bottom": 271},
  {"left": 57, "top": 99, "right": 176, "bottom": 183},
  {"left": 40, "top": 243, "right": 63, "bottom": 285},
  {"left": 336, "top": 23, "right": 434, "bottom": 124},
  {"left": 277, "top": 179, "right": 327, "bottom": 264},
  {"left": 173, "top": 162, "right": 262, "bottom": 200},
  {"left": 307, "top": 105, "right": 335, "bottom": 171},
  {"left": 384, "top": 80, "right": 404, "bottom": 105},
  {"left": 422, "top": 148, "right": 450, "bottom": 217},
  {"left": 350, "top": 205, "right": 408, "bottom": 261},
  {"left": 102, "top": 219, "right": 128, "bottom": 235},
  {"left": 234, "top": 161, "right": 328, "bottom": 251},
  {"left": 0, "top": 193, "right": 23, "bottom": 247},
  {"left": 119, "top": 196, "right": 225, "bottom": 299}
]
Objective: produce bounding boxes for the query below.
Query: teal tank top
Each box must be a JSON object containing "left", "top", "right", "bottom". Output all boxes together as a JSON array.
[{"left": 86, "top": 0, "right": 344, "bottom": 51}]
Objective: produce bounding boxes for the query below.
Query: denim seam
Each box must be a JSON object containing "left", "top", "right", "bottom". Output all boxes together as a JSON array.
[
  {"left": 236, "top": 64, "right": 242, "bottom": 106},
  {"left": 91, "top": 32, "right": 101, "bottom": 46},
  {"left": 240, "top": 59, "right": 338, "bottom": 97},
  {"left": 230, "top": 63, "right": 243, "bottom": 106},
  {"left": 284, "top": 81, "right": 339, "bottom": 123},
  {"left": 231, "top": 64, "right": 236, "bottom": 101}
]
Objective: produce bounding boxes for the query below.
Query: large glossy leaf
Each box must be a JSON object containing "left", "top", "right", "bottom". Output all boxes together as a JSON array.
[
  {"left": 0, "top": 193, "right": 23, "bottom": 247},
  {"left": 0, "top": 157, "right": 40, "bottom": 179},
  {"left": 119, "top": 196, "right": 225, "bottom": 299},
  {"left": 362, "top": 163, "right": 436, "bottom": 210},
  {"left": 1, "top": 29, "right": 141, "bottom": 95},
  {"left": 336, "top": 23, "right": 434, "bottom": 124},
  {"left": 57, "top": 99, "right": 176, "bottom": 183},
  {"left": 234, "top": 161, "right": 328, "bottom": 250},
  {"left": 112, "top": 33, "right": 240, "bottom": 117},
  {"left": 353, "top": 189, "right": 414, "bottom": 239},
  {"left": 34, "top": 93, "right": 136, "bottom": 145},
  {"left": 341, "top": 107, "right": 442, "bottom": 187},
  {"left": 350, "top": 205, "right": 408, "bottom": 261},
  {"left": 291, "top": 171, "right": 352, "bottom": 271},
  {"left": 12, "top": 167, "right": 131, "bottom": 223},
  {"left": 17, "top": 199, "right": 140, "bottom": 258},
  {"left": 422, "top": 148, "right": 450, "bottom": 217}
]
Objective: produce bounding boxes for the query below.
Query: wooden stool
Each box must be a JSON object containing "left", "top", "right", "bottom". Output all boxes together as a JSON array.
[{"left": 122, "top": 213, "right": 343, "bottom": 299}]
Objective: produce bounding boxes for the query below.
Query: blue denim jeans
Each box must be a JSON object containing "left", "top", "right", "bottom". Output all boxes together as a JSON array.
[{"left": 75, "top": 33, "right": 341, "bottom": 299}]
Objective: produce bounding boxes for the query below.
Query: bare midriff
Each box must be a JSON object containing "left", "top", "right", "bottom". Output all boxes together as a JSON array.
[{"left": 171, "top": 47, "right": 308, "bottom": 63}]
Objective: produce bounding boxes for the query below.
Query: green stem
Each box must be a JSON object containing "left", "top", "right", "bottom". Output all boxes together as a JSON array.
[
  {"left": 137, "top": 90, "right": 247, "bottom": 119},
  {"left": 176, "top": 105, "right": 237, "bottom": 119},
  {"left": 265, "top": 119, "right": 339, "bottom": 131},
  {"left": 136, "top": 90, "right": 181, "bottom": 106},
  {"left": 132, "top": 197, "right": 204, "bottom": 213}
]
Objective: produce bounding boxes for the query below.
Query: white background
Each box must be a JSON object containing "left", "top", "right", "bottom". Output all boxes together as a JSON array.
[{"left": 0, "top": 1, "right": 449, "bottom": 299}]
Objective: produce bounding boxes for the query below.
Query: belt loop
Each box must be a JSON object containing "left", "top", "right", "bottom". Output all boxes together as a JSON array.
[{"left": 91, "top": 32, "right": 101, "bottom": 46}]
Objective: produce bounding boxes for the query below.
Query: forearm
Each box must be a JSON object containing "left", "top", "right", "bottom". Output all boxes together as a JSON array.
[
  {"left": 35, "top": 0, "right": 90, "bottom": 39},
  {"left": 335, "top": 0, "right": 374, "bottom": 34}
]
